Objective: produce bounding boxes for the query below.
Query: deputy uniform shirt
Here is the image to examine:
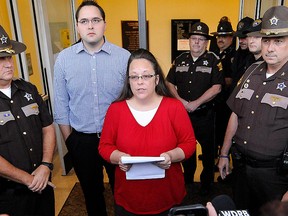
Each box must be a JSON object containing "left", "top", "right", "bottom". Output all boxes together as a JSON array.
[
  {"left": 227, "top": 61, "right": 288, "bottom": 160},
  {"left": 0, "top": 79, "right": 53, "bottom": 174},
  {"left": 166, "top": 51, "right": 224, "bottom": 102},
  {"left": 216, "top": 45, "right": 236, "bottom": 79}
]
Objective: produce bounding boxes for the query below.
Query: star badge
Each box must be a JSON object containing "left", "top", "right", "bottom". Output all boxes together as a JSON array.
[
  {"left": 269, "top": 16, "right": 279, "bottom": 26},
  {"left": 197, "top": 25, "right": 202, "bottom": 31},
  {"left": 24, "top": 92, "right": 33, "bottom": 101},
  {"left": 276, "top": 82, "right": 287, "bottom": 91},
  {"left": 203, "top": 60, "right": 208, "bottom": 66},
  {"left": 0, "top": 35, "right": 8, "bottom": 44}
]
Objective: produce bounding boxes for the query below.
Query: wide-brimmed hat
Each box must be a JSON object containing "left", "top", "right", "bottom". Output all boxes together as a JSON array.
[
  {"left": 188, "top": 22, "right": 213, "bottom": 40},
  {"left": 211, "top": 16, "right": 234, "bottom": 36},
  {"left": 234, "top": 17, "right": 254, "bottom": 38},
  {"left": 0, "top": 25, "right": 26, "bottom": 57},
  {"left": 245, "top": 19, "right": 263, "bottom": 37},
  {"left": 252, "top": 6, "right": 288, "bottom": 37}
]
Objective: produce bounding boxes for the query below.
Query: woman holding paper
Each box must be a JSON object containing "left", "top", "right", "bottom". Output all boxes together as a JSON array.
[{"left": 99, "top": 48, "right": 196, "bottom": 216}]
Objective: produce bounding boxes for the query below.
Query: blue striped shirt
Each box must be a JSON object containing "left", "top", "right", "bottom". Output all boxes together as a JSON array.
[{"left": 53, "top": 39, "right": 130, "bottom": 133}]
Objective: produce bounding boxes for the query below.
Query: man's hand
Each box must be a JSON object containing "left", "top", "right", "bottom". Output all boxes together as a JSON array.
[
  {"left": 28, "top": 165, "right": 55, "bottom": 192},
  {"left": 218, "top": 157, "right": 230, "bottom": 179}
]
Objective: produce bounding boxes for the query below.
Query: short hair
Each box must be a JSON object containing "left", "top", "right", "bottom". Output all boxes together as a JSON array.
[
  {"left": 75, "top": 0, "right": 105, "bottom": 21},
  {"left": 116, "top": 49, "right": 174, "bottom": 101}
]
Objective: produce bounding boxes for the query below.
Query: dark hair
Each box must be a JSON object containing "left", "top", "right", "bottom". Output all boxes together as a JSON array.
[
  {"left": 116, "top": 49, "right": 174, "bottom": 101},
  {"left": 75, "top": 0, "right": 106, "bottom": 21}
]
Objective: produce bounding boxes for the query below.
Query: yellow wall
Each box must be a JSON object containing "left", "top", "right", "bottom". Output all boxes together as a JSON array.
[
  {"left": 96, "top": 0, "right": 240, "bottom": 73},
  {"left": 0, "top": 1, "right": 43, "bottom": 92},
  {"left": 17, "top": 1, "right": 43, "bottom": 92}
]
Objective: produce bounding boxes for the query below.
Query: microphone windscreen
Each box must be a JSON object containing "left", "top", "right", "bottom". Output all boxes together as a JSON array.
[{"left": 211, "top": 194, "right": 236, "bottom": 212}]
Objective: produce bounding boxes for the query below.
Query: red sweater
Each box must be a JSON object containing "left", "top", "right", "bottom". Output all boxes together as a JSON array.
[{"left": 99, "top": 97, "right": 196, "bottom": 214}]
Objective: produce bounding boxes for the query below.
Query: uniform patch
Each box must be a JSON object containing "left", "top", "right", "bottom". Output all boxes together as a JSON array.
[
  {"left": 21, "top": 103, "right": 39, "bottom": 117},
  {"left": 236, "top": 88, "right": 254, "bottom": 100},
  {"left": 0, "top": 111, "right": 15, "bottom": 125},
  {"left": 261, "top": 93, "right": 288, "bottom": 109}
]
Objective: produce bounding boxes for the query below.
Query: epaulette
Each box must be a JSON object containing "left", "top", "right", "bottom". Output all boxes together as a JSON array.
[
  {"left": 207, "top": 51, "right": 220, "bottom": 60},
  {"left": 176, "top": 51, "right": 190, "bottom": 60}
]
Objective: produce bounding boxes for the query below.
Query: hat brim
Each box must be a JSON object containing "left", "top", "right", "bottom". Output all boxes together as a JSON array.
[
  {"left": 234, "top": 31, "right": 247, "bottom": 38},
  {"left": 188, "top": 32, "right": 213, "bottom": 40},
  {"left": 247, "top": 31, "right": 288, "bottom": 37},
  {"left": 211, "top": 32, "right": 234, "bottom": 36},
  {"left": 0, "top": 40, "right": 26, "bottom": 57}
]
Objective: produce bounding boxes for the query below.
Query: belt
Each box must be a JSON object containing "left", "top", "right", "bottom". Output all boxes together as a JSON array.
[
  {"left": 72, "top": 128, "right": 101, "bottom": 138},
  {"left": 244, "top": 157, "right": 280, "bottom": 168}
]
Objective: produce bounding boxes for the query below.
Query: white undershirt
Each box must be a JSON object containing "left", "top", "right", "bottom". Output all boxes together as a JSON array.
[
  {"left": 0, "top": 86, "right": 11, "bottom": 98},
  {"left": 266, "top": 73, "right": 273, "bottom": 78},
  {"left": 127, "top": 104, "right": 158, "bottom": 126}
]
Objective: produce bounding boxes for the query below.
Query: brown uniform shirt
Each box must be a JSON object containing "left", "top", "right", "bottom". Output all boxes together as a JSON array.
[
  {"left": 227, "top": 61, "right": 288, "bottom": 160},
  {"left": 0, "top": 79, "right": 53, "bottom": 173}
]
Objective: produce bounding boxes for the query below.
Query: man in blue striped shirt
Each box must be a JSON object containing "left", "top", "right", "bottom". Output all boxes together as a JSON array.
[{"left": 53, "top": 1, "right": 130, "bottom": 215}]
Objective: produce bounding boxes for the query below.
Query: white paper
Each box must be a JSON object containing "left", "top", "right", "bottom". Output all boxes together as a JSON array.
[
  {"left": 121, "top": 156, "right": 165, "bottom": 164},
  {"left": 121, "top": 156, "right": 165, "bottom": 180}
]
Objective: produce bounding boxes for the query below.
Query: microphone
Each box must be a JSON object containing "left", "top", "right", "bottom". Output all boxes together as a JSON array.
[{"left": 211, "top": 195, "right": 250, "bottom": 216}]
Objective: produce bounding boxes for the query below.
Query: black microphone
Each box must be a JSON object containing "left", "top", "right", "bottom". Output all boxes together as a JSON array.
[{"left": 211, "top": 195, "right": 250, "bottom": 216}]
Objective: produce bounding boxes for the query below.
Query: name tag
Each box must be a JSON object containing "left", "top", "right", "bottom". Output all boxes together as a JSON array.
[
  {"left": 176, "top": 66, "right": 189, "bottom": 72},
  {"left": 196, "top": 66, "right": 212, "bottom": 74},
  {"left": 0, "top": 111, "right": 15, "bottom": 125}
]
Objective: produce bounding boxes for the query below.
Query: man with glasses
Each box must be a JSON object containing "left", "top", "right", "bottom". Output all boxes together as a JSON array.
[
  {"left": 53, "top": 1, "right": 130, "bottom": 215},
  {"left": 166, "top": 22, "right": 224, "bottom": 196}
]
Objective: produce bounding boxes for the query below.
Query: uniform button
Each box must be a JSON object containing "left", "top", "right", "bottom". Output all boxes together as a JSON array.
[
  {"left": 247, "top": 126, "right": 250, "bottom": 129},
  {"left": 17, "top": 116, "right": 20, "bottom": 119},
  {"left": 33, "top": 164, "right": 37, "bottom": 167},
  {"left": 251, "top": 111, "right": 254, "bottom": 114},
  {"left": 247, "top": 79, "right": 250, "bottom": 83},
  {"left": 244, "top": 141, "right": 247, "bottom": 144},
  {"left": 10, "top": 100, "right": 13, "bottom": 103},
  {"left": 23, "top": 132, "right": 27, "bottom": 135},
  {"left": 191, "top": 72, "right": 193, "bottom": 74},
  {"left": 0, "top": 120, "right": 3, "bottom": 123},
  {"left": 273, "top": 101, "right": 276, "bottom": 105},
  {"left": 30, "top": 148, "right": 33, "bottom": 151},
  {"left": 188, "top": 91, "right": 191, "bottom": 93},
  {"left": 256, "top": 95, "right": 259, "bottom": 98},
  {"left": 263, "top": 82, "right": 266, "bottom": 85}
]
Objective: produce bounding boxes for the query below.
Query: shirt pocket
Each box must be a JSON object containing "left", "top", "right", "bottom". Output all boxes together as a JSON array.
[
  {"left": 0, "top": 111, "right": 15, "bottom": 125},
  {"left": 261, "top": 93, "right": 288, "bottom": 123},
  {"left": 21, "top": 103, "right": 40, "bottom": 117},
  {"left": 261, "top": 93, "right": 288, "bottom": 109}
]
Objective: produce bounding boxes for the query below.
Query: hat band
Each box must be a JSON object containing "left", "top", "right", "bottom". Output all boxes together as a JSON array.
[
  {"left": 0, "top": 47, "right": 15, "bottom": 54},
  {"left": 261, "top": 28, "right": 288, "bottom": 36}
]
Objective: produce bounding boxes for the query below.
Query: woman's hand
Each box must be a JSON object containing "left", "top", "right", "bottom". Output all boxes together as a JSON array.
[
  {"left": 155, "top": 152, "right": 172, "bottom": 169},
  {"left": 119, "top": 155, "right": 132, "bottom": 172}
]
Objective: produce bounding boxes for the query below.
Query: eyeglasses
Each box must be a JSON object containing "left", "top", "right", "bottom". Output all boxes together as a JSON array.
[
  {"left": 128, "top": 74, "right": 156, "bottom": 81},
  {"left": 190, "top": 37, "right": 207, "bottom": 42},
  {"left": 78, "top": 18, "right": 104, "bottom": 25}
]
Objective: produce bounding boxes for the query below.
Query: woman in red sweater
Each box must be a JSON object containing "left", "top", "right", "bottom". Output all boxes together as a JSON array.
[{"left": 99, "top": 49, "right": 196, "bottom": 216}]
